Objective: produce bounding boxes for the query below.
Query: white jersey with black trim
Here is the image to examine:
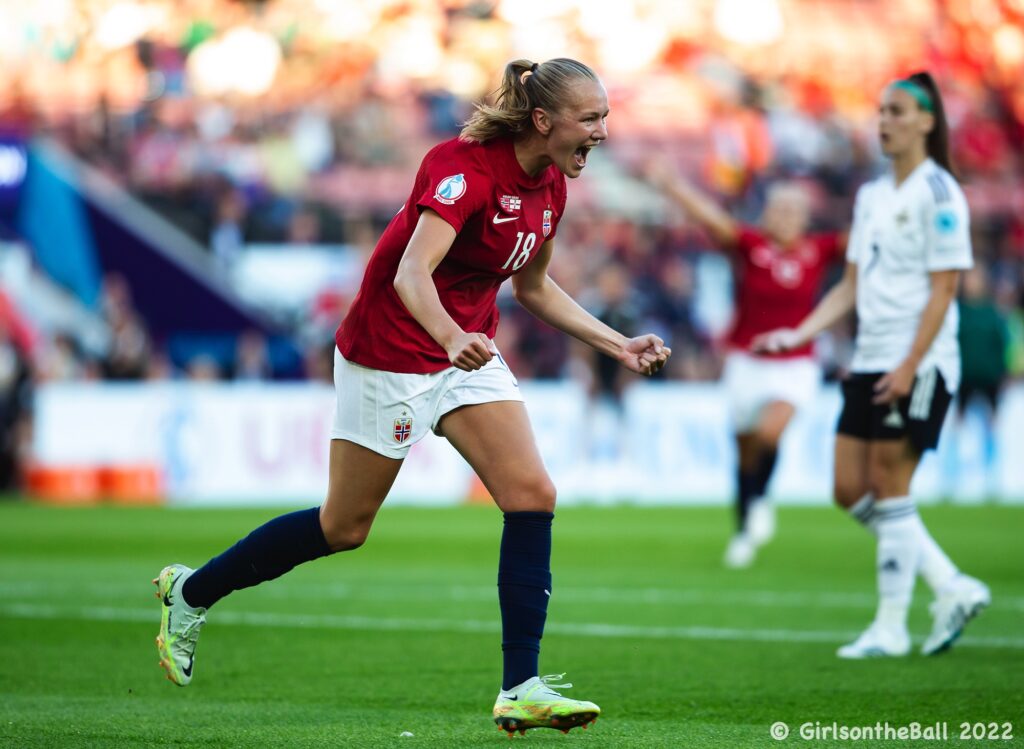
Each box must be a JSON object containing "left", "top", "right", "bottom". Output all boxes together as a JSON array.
[{"left": 845, "top": 158, "right": 972, "bottom": 391}]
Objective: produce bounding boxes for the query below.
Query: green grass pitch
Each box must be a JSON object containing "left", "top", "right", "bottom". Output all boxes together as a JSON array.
[{"left": 1, "top": 501, "right": 1022, "bottom": 748}]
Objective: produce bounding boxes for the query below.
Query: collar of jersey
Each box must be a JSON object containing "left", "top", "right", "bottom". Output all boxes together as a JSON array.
[{"left": 886, "top": 156, "right": 935, "bottom": 191}]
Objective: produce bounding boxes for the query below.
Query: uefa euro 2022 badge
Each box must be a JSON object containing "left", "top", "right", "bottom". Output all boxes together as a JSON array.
[{"left": 434, "top": 174, "right": 467, "bottom": 205}]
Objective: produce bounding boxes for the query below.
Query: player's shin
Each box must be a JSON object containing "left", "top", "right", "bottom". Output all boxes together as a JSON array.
[
  {"left": 498, "top": 511, "right": 553, "bottom": 691},
  {"left": 873, "top": 497, "right": 921, "bottom": 632},
  {"left": 182, "top": 506, "right": 332, "bottom": 609}
]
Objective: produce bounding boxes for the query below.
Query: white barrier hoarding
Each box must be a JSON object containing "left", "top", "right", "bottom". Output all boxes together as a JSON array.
[{"left": 32, "top": 381, "right": 1022, "bottom": 505}]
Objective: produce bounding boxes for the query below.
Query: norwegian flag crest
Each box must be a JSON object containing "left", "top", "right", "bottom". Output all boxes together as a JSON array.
[
  {"left": 542, "top": 209, "right": 553, "bottom": 237},
  {"left": 500, "top": 194, "right": 522, "bottom": 212},
  {"left": 393, "top": 417, "right": 413, "bottom": 443}
]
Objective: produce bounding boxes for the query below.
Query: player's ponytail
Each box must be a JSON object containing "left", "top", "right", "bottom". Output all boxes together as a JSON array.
[
  {"left": 906, "top": 71, "right": 957, "bottom": 180},
  {"left": 460, "top": 58, "right": 599, "bottom": 143}
]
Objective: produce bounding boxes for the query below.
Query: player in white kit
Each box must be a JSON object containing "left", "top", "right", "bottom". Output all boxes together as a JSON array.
[{"left": 755, "top": 72, "right": 990, "bottom": 658}]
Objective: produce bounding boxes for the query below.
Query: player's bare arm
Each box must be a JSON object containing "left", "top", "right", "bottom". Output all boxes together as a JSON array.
[
  {"left": 641, "top": 162, "right": 739, "bottom": 247},
  {"left": 394, "top": 209, "right": 495, "bottom": 371},
  {"left": 873, "top": 268, "right": 960, "bottom": 404},
  {"left": 512, "top": 239, "right": 670, "bottom": 376},
  {"left": 752, "top": 261, "right": 858, "bottom": 354}
]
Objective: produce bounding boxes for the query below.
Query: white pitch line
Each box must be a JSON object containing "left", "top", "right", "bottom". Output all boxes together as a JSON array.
[
  {"left": 2, "top": 580, "right": 1023, "bottom": 613},
  {"left": 1, "top": 603, "right": 1021, "bottom": 650}
]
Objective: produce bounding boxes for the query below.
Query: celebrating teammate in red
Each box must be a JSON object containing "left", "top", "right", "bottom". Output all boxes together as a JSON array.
[
  {"left": 153, "top": 58, "right": 669, "bottom": 736},
  {"left": 644, "top": 167, "right": 841, "bottom": 567}
]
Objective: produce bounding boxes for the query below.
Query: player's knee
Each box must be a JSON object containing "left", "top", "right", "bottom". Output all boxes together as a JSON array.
[
  {"left": 866, "top": 462, "right": 898, "bottom": 498},
  {"left": 833, "top": 476, "right": 867, "bottom": 509},
  {"left": 319, "top": 515, "right": 372, "bottom": 552},
  {"left": 755, "top": 425, "right": 784, "bottom": 450},
  {"left": 494, "top": 474, "right": 557, "bottom": 513}
]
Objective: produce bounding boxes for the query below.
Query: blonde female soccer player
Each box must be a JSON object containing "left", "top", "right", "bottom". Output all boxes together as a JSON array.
[
  {"left": 755, "top": 72, "right": 989, "bottom": 658},
  {"left": 153, "top": 58, "right": 669, "bottom": 735}
]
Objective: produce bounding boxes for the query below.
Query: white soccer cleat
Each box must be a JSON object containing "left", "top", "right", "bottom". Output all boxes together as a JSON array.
[
  {"left": 747, "top": 499, "right": 776, "bottom": 547},
  {"left": 723, "top": 533, "right": 756, "bottom": 569},
  {"left": 837, "top": 622, "right": 910, "bottom": 659},
  {"left": 921, "top": 574, "right": 991, "bottom": 656},
  {"left": 153, "top": 564, "right": 207, "bottom": 686},
  {"left": 493, "top": 673, "right": 600, "bottom": 736}
]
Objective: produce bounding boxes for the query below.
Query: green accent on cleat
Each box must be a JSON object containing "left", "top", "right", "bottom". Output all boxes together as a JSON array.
[{"left": 492, "top": 673, "right": 601, "bottom": 733}]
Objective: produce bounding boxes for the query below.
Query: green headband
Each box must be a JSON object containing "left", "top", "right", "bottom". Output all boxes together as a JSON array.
[{"left": 889, "top": 80, "right": 934, "bottom": 112}]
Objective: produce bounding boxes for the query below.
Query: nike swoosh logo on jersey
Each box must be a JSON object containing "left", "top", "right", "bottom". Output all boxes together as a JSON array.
[{"left": 492, "top": 213, "right": 519, "bottom": 224}]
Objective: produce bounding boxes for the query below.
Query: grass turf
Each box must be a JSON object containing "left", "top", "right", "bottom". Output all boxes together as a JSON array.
[{"left": 0, "top": 501, "right": 1022, "bottom": 748}]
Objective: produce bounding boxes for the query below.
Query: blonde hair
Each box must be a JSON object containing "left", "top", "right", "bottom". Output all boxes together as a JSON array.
[{"left": 460, "top": 58, "right": 599, "bottom": 143}]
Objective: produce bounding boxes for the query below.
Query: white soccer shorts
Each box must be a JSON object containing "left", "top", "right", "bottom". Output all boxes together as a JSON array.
[
  {"left": 722, "top": 350, "right": 821, "bottom": 433},
  {"left": 330, "top": 348, "right": 523, "bottom": 459}
]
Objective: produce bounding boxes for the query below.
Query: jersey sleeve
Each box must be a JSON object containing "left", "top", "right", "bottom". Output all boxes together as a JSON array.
[
  {"left": 923, "top": 177, "right": 973, "bottom": 271},
  {"left": 414, "top": 149, "right": 488, "bottom": 233},
  {"left": 845, "top": 184, "right": 871, "bottom": 265}
]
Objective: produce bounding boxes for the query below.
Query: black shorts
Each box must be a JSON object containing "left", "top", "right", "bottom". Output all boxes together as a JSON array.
[{"left": 837, "top": 369, "right": 952, "bottom": 454}]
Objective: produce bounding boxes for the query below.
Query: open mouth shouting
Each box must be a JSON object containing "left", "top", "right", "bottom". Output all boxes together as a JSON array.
[{"left": 574, "top": 144, "right": 595, "bottom": 169}]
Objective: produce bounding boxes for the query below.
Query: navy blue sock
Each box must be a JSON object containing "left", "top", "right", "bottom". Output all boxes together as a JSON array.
[
  {"left": 182, "top": 507, "right": 331, "bottom": 610},
  {"left": 753, "top": 447, "right": 778, "bottom": 498},
  {"left": 498, "top": 511, "right": 553, "bottom": 691},
  {"left": 736, "top": 467, "right": 759, "bottom": 532}
]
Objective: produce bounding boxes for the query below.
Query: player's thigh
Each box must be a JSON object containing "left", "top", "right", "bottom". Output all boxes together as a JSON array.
[
  {"left": 756, "top": 400, "right": 796, "bottom": 447},
  {"left": 833, "top": 434, "right": 870, "bottom": 508},
  {"left": 320, "top": 439, "right": 403, "bottom": 551},
  {"left": 439, "top": 400, "right": 556, "bottom": 513},
  {"left": 866, "top": 438, "right": 920, "bottom": 500}
]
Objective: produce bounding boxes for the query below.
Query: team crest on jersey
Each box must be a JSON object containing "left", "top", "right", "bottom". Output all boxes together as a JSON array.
[
  {"left": 434, "top": 174, "right": 467, "bottom": 205},
  {"left": 393, "top": 417, "right": 413, "bottom": 443},
  {"left": 542, "top": 209, "right": 553, "bottom": 237},
  {"left": 500, "top": 194, "right": 522, "bottom": 212},
  {"left": 772, "top": 258, "right": 804, "bottom": 288}
]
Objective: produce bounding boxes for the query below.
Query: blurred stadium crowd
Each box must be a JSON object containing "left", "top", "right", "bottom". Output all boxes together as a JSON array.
[{"left": 1, "top": 0, "right": 1023, "bottom": 487}]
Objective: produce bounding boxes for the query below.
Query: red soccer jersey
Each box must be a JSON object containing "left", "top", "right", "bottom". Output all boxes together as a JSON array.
[
  {"left": 336, "top": 136, "right": 567, "bottom": 373},
  {"left": 728, "top": 225, "right": 841, "bottom": 358}
]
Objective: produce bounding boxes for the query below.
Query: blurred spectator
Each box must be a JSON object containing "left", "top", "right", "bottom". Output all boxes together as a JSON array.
[
  {"left": 0, "top": 322, "right": 31, "bottom": 491},
  {"left": 210, "top": 189, "right": 248, "bottom": 268},
  {"left": 582, "top": 263, "right": 641, "bottom": 399},
  {"left": 99, "top": 275, "right": 152, "bottom": 380},
  {"left": 233, "top": 330, "right": 272, "bottom": 381},
  {"left": 37, "top": 333, "right": 92, "bottom": 382},
  {"left": 287, "top": 205, "right": 322, "bottom": 245},
  {"left": 186, "top": 354, "right": 221, "bottom": 381},
  {"left": 958, "top": 267, "right": 1010, "bottom": 417}
]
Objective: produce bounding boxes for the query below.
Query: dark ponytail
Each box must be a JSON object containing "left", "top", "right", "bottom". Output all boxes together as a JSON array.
[{"left": 906, "top": 71, "right": 957, "bottom": 180}]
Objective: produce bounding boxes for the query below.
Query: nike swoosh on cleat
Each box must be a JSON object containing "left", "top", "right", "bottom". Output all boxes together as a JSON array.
[
  {"left": 506, "top": 695, "right": 518, "bottom": 701},
  {"left": 182, "top": 654, "right": 194, "bottom": 677},
  {"left": 492, "top": 213, "right": 519, "bottom": 224}
]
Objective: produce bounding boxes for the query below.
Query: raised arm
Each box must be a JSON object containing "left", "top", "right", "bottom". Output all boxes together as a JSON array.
[
  {"left": 393, "top": 209, "right": 496, "bottom": 371},
  {"left": 512, "top": 240, "right": 670, "bottom": 376},
  {"left": 643, "top": 162, "right": 739, "bottom": 248},
  {"left": 752, "top": 262, "right": 858, "bottom": 354}
]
